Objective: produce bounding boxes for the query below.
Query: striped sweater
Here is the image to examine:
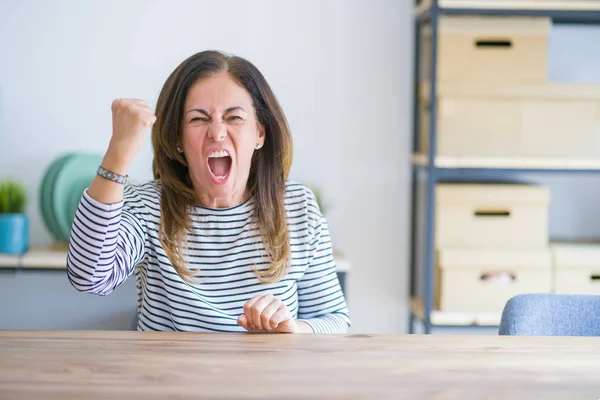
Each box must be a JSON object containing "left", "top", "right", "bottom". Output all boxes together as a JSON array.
[{"left": 66, "top": 180, "right": 350, "bottom": 333}]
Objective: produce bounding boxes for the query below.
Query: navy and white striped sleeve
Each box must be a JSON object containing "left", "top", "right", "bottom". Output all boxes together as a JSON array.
[
  {"left": 66, "top": 185, "right": 148, "bottom": 296},
  {"left": 297, "top": 194, "right": 351, "bottom": 334}
]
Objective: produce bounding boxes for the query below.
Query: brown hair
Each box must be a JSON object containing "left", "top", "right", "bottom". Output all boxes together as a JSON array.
[{"left": 151, "top": 50, "right": 293, "bottom": 283}]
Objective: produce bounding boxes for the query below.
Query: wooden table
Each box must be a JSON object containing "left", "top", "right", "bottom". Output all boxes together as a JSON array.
[{"left": 1, "top": 330, "right": 599, "bottom": 399}]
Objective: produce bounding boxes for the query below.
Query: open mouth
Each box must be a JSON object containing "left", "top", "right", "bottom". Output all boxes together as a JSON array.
[{"left": 208, "top": 150, "right": 232, "bottom": 182}]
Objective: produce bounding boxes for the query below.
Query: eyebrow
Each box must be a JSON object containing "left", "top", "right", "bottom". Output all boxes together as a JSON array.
[{"left": 185, "top": 106, "right": 246, "bottom": 116}]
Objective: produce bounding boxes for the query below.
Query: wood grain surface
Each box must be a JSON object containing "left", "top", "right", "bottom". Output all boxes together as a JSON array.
[{"left": 0, "top": 330, "right": 599, "bottom": 399}]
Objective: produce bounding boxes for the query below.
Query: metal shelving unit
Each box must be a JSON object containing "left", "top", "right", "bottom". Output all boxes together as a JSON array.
[{"left": 409, "top": 0, "right": 600, "bottom": 334}]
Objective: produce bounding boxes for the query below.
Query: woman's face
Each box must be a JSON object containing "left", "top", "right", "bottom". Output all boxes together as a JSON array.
[{"left": 181, "top": 72, "right": 264, "bottom": 208}]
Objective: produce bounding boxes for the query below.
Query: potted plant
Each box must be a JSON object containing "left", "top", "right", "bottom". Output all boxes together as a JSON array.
[
  {"left": 0, "top": 179, "right": 28, "bottom": 254},
  {"left": 306, "top": 183, "right": 329, "bottom": 215}
]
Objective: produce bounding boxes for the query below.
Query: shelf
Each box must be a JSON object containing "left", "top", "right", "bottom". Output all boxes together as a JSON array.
[
  {"left": 412, "top": 154, "right": 600, "bottom": 173},
  {"left": 21, "top": 249, "right": 69, "bottom": 269},
  {"left": 411, "top": 297, "right": 501, "bottom": 327},
  {"left": 0, "top": 248, "right": 68, "bottom": 270},
  {"left": 335, "top": 257, "right": 351, "bottom": 273},
  {"left": 416, "top": 0, "right": 600, "bottom": 23},
  {"left": 0, "top": 253, "right": 20, "bottom": 268},
  {"left": 410, "top": 0, "right": 600, "bottom": 335},
  {"left": 418, "top": 0, "right": 600, "bottom": 11}
]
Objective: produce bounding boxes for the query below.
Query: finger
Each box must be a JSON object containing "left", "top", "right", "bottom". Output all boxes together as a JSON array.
[
  {"left": 130, "top": 103, "right": 154, "bottom": 114},
  {"left": 112, "top": 99, "right": 149, "bottom": 114},
  {"left": 248, "top": 326, "right": 267, "bottom": 334},
  {"left": 243, "top": 294, "right": 263, "bottom": 328},
  {"left": 142, "top": 113, "right": 157, "bottom": 128},
  {"left": 260, "top": 299, "right": 281, "bottom": 332},
  {"left": 251, "top": 294, "right": 275, "bottom": 331},
  {"left": 111, "top": 98, "right": 127, "bottom": 111},
  {"left": 271, "top": 304, "right": 292, "bottom": 328},
  {"left": 129, "top": 99, "right": 149, "bottom": 106},
  {"left": 128, "top": 104, "right": 155, "bottom": 117},
  {"left": 135, "top": 110, "right": 157, "bottom": 128},
  {"left": 114, "top": 102, "right": 155, "bottom": 128},
  {"left": 238, "top": 314, "right": 249, "bottom": 331}
]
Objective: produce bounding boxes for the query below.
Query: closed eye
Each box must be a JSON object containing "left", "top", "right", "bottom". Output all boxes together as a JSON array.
[
  {"left": 227, "top": 116, "right": 243, "bottom": 121},
  {"left": 190, "top": 117, "right": 209, "bottom": 122}
]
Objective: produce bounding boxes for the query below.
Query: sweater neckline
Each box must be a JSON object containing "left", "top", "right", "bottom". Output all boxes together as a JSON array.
[{"left": 191, "top": 197, "right": 254, "bottom": 216}]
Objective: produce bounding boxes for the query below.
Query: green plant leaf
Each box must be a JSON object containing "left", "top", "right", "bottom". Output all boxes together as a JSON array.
[
  {"left": 305, "top": 183, "right": 328, "bottom": 214},
  {"left": 0, "top": 179, "right": 27, "bottom": 214}
]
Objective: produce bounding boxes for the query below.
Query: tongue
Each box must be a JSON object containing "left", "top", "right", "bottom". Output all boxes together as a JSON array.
[{"left": 208, "top": 157, "right": 231, "bottom": 177}]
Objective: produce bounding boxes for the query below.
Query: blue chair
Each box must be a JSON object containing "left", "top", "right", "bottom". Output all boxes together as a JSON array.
[{"left": 499, "top": 294, "right": 600, "bottom": 336}]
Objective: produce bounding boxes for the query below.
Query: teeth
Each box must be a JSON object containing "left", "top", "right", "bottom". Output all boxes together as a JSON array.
[
  {"left": 209, "top": 150, "right": 229, "bottom": 158},
  {"left": 216, "top": 175, "right": 226, "bottom": 180}
]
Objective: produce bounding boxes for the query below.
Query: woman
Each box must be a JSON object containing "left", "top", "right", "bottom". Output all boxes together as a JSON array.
[{"left": 66, "top": 50, "right": 350, "bottom": 333}]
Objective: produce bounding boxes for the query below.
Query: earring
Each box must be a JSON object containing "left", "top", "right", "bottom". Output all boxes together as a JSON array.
[
  {"left": 177, "top": 146, "right": 183, "bottom": 153},
  {"left": 256, "top": 143, "right": 263, "bottom": 150}
]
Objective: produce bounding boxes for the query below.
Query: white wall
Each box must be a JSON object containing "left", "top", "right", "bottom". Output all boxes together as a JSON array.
[{"left": 0, "top": 0, "right": 413, "bottom": 333}]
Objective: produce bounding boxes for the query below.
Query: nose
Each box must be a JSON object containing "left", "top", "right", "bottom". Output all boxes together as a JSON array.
[{"left": 207, "top": 120, "right": 227, "bottom": 142}]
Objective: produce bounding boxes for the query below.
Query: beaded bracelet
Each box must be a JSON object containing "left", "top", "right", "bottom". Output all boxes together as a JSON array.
[{"left": 96, "top": 165, "right": 128, "bottom": 185}]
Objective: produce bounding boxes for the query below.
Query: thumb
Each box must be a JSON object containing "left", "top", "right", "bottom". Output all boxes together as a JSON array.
[
  {"left": 143, "top": 114, "right": 157, "bottom": 129},
  {"left": 276, "top": 318, "right": 296, "bottom": 333},
  {"left": 238, "top": 314, "right": 249, "bottom": 330}
]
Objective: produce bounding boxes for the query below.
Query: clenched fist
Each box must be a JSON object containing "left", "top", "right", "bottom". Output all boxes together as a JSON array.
[
  {"left": 238, "top": 294, "right": 298, "bottom": 333},
  {"left": 108, "top": 98, "right": 156, "bottom": 163}
]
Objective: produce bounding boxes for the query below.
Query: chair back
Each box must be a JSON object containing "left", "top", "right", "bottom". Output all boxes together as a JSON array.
[{"left": 499, "top": 294, "right": 600, "bottom": 336}]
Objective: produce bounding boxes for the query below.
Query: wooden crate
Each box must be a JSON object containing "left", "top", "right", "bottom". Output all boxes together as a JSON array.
[
  {"left": 422, "top": 15, "right": 550, "bottom": 84},
  {"left": 435, "top": 247, "right": 553, "bottom": 313},
  {"left": 436, "top": 184, "right": 550, "bottom": 249},
  {"left": 551, "top": 242, "right": 600, "bottom": 295},
  {"left": 420, "top": 83, "right": 600, "bottom": 160}
]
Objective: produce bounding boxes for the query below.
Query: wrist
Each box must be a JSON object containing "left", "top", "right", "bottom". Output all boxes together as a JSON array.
[
  {"left": 103, "top": 146, "right": 133, "bottom": 175},
  {"left": 295, "top": 320, "right": 315, "bottom": 333}
]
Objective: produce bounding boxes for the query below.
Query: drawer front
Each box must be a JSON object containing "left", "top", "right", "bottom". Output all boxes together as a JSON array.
[
  {"left": 423, "top": 96, "right": 600, "bottom": 159},
  {"left": 436, "top": 204, "right": 548, "bottom": 248},
  {"left": 436, "top": 97, "right": 523, "bottom": 158},
  {"left": 437, "top": 34, "right": 548, "bottom": 84},
  {"left": 422, "top": 16, "right": 550, "bottom": 84},
  {"left": 554, "top": 269, "right": 600, "bottom": 295},
  {"left": 437, "top": 268, "right": 552, "bottom": 313}
]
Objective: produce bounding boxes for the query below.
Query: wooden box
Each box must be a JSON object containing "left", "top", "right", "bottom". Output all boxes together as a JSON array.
[
  {"left": 422, "top": 15, "right": 551, "bottom": 84},
  {"left": 420, "top": 83, "right": 600, "bottom": 161},
  {"left": 435, "top": 248, "right": 553, "bottom": 313},
  {"left": 551, "top": 243, "right": 600, "bottom": 295},
  {"left": 418, "top": 0, "right": 600, "bottom": 12},
  {"left": 436, "top": 184, "right": 550, "bottom": 248}
]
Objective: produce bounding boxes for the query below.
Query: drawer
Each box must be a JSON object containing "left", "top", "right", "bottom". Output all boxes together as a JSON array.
[
  {"left": 552, "top": 242, "right": 600, "bottom": 295},
  {"left": 436, "top": 184, "right": 550, "bottom": 248},
  {"left": 422, "top": 15, "right": 550, "bottom": 84},
  {"left": 419, "top": 83, "right": 600, "bottom": 160},
  {"left": 435, "top": 248, "right": 553, "bottom": 313}
]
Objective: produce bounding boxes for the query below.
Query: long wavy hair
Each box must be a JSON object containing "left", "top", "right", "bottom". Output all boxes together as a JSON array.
[{"left": 151, "top": 50, "right": 293, "bottom": 283}]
